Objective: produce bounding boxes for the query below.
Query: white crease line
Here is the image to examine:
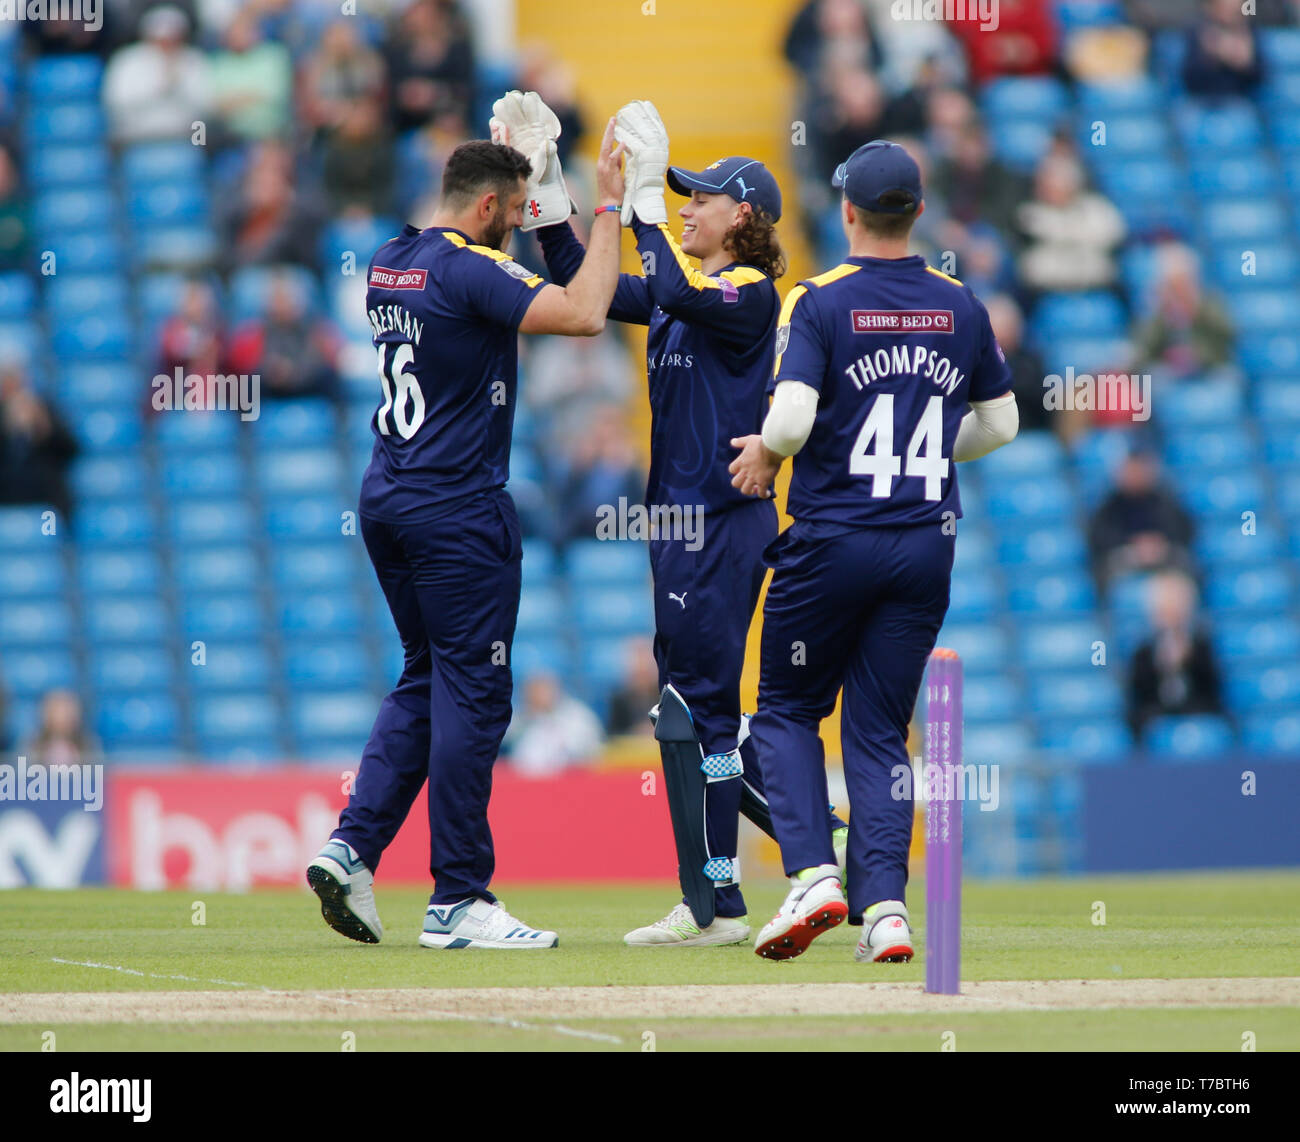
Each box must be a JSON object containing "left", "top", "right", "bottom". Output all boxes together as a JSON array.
[{"left": 47, "top": 959, "right": 621, "bottom": 1044}]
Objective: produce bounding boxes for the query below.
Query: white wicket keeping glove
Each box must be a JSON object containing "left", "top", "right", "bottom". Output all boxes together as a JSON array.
[
  {"left": 614, "top": 100, "right": 669, "bottom": 227},
  {"left": 490, "top": 89, "right": 576, "bottom": 232}
]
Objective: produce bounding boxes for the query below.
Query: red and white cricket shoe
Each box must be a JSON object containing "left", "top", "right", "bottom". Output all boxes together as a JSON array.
[
  {"left": 754, "top": 865, "right": 848, "bottom": 961},
  {"left": 855, "top": 900, "right": 913, "bottom": 963}
]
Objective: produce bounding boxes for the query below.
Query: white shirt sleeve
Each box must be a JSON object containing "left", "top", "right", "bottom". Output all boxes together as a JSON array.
[
  {"left": 761, "top": 380, "right": 820, "bottom": 457},
  {"left": 952, "top": 392, "right": 1018, "bottom": 462}
]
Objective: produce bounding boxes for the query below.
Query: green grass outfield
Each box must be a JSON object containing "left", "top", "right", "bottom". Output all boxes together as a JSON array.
[{"left": 1, "top": 871, "right": 1297, "bottom": 1051}]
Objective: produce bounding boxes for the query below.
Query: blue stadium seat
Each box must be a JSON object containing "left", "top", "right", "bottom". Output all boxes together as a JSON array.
[
  {"left": 94, "top": 693, "right": 181, "bottom": 749},
  {"left": 1235, "top": 333, "right": 1300, "bottom": 376},
  {"left": 1227, "top": 288, "right": 1293, "bottom": 333},
  {"left": 284, "top": 641, "right": 372, "bottom": 689},
  {"left": 127, "top": 183, "right": 209, "bottom": 226},
  {"left": 26, "top": 55, "right": 102, "bottom": 100},
  {"left": 1267, "top": 112, "right": 1300, "bottom": 151},
  {"left": 0, "top": 272, "right": 34, "bottom": 318},
  {"left": 575, "top": 635, "right": 635, "bottom": 693},
  {"left": 51, "top": 312, "right": 133, "bottom": 360},
  {"left": 0, "top": 319, "right": 42, "bottom": 364},
  {"left": 290, "top": 692, "right": 376, "bottom": 742},
  {"left": 516, "top": 584, "right": 564, "bottom": 635},
  {"left": 521, "top": 538, "right": 557, "bottom": 582},
  {"left": 1262, "top": 426, "right": 1300, "bottom": 466},
  {"left": 984, "top": 477, "right": 1076, "bottom": 522},
  {"left": 961, "top": 676, "right": 1021, "bottom": 722},
  {"left": 79, "top": 549, "right": 161, "bottom": 595},
  {"left": 23, "top": 101, "right": 107, "bottom": 144},
  {"left": 46, "top": 230, "right": 126, "bottom": 273},
  {"left": 572, "top": 586, "right": 654, "bottom": 635},
  {"left": 1163, "top": 428, "right": 1253, "bottom": 469},
  {"left": 513, "top": 638, "right": 579, "bottom": 683},
  {"left": 1018, "top": 621, "right": 1106, "bottom": 672},
  {"left": 1173, "top": 100, "right": 1262, "bottom": 152},
  {"left": 934, "top": 624, "right": 1009, "bottom": 673},
  {"left": 1189, "top": 155, "right": 1282, "bottom": 198},
  {"left": 258, "top": 449, "right": 345, "bottom": 496},
  {"left": 27, "top": 145, "right": 111, "bottom": 188},
  {"left": 188, "top": 644, "right": 272, "bottom": 691},
  {"left": 1155, "top": 377, "right": 1243, "bottom": 428},
  {"left": 181, "top": 595, "right": 265, "bottom": 640},
  {"left": 1076, "top": 75, "right": 1161, "bottom": 115},
  {"left": 1030, "top": 292, "right": 1126, "bottom": 345},
  {"left": 1, "top": 648, "right": 77, "bottom": 698},
  {"left": 1144, "top": 714, "right": 1235, "bottom": 759},
  {"left": 1210, "top": 242, "right": 1300, "bottom": 290},
  {"left": 279, "top": 593, "right": 364, "bottom": 636},
  {"left": 161, "top": 454, "right": 248, "bottom": 497},
  {"left": 132, "top": 225, "right": 218, "bottom": 272},
  {"left": 155, "top": 409, "right": 241, "bottom": 450},
  {"left": 85, "top": 598, "right": 168, "bottom": 644},
  {"left": 263, "top": 497, "right": 350, "bottom": 540},
  {"left": 946, "top": 574, "right": 999, "bottom": 621},
  {"left": 74, "top": 502, "right": 156, "bottom": 546},
  {"left": 1255, "top": 377, "right": 1300, "bottom": 422},
  {"left": 1036, "top": 719, "right": 1131, "bottom": 764},
  {"left": 1086, "top": 114, "right": 1172, "bottom": 157},
  {"left": 565, "top": 539, "right": 649, "bottom": 585},
  {"left": 252, "top": 400, "right": 336, "bottom": 445},
  {"left": 194, "top": 693, "right": 280, "bottom": 742},
  {"left": 1093, "top": 159, "right": 1183, "bottom": 206},
  {"left": 1029, "top": 671, "right": 1123, "bottom": 719},
  {"left": 952, "top": 525, "right": 993, "bottom": 571},
  {"left": 1204, "top": 567, "right": 1293, "bottom": 613},
  {"left": 0, "top": 550, "right": 64, "bottom": 597},
  {"left": 228, "top": 265, "right": 320, "bottom": 322},
  {"left": 167, "top": 501, "right": 256, "bottom": 545},
  {"left": 962, "top": 722, "right": 1034, "bottom": 766},
  {"left": 981, "top": 76, "right": 1070, "bottom": 120},
  {"left": 1195, "top": 522, "right": 1281, "bottom": 567},
  {"left": 991, "top": 119, "right": 1054, "bottom": 172},
  {"left": 997, "top": 527, "right": 1087, "bottom": 568},
  {"left": 1007, "top": 570, "right": 1095, "bottom": 614},
  {"left": 1214, "top": 617, "right": 1300, "bottom": 661},
  {"left": 269, "top": 544, "right": 356, "bottom": 591},
  {"left": 1225, "top": 664, "right": 1300, "bottom": 710},
  {"left": 33, "top": 189, "right": 113, "bottom": 234},
  {"left": 1178, "top": 470, "right": 1266, "bottom": 516},
  {"left": 0, "top": 600, "right": 72, "bottom": 647},
  {"left": 318, "top": 216, "right": 402, "bottom": 270},
  {"left": 68, "top": 407, "right": 143, "bottom": 451},
  {"left": 174, "top": 547, "right": 259, "bottom": 593},
  {"left": 61, "top": 362, "right": 139, "bottom": 408},
  {"left": 1241, "top": 712, "right": 1300, "bottom": 757},
  {"left": 1260, "top": 27, "right": 1300, "bottom": 71},
  {"left": 120, "top": 141, "right": 204, "bottom": 187}
]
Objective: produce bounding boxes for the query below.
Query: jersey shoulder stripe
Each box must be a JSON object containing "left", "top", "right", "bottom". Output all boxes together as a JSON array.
[
  {"left": 440, "top": 231, "right": 545, "bottom": 286},
  {"left": 718, "top": 266, "right": 769, "bottom": 288},
  {"left": 925, "top": 265, "right": 964, "bottom": 287},
  {"left": 778, "top": 283, "right": 809, "bottom": 326},
  {"left": 807, "top": 263, "right": 861, "bottom": 288}
]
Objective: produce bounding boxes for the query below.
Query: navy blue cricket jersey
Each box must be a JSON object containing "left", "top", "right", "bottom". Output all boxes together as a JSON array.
[
  {"left": 539, "top": 219, "right": 778, "bottom": 513},
  {"left": 773, "top": 255, "right": 1011, "bottom": 528},
  {"left": 359, "top": 225, "right": 545, "bottom": 521}
]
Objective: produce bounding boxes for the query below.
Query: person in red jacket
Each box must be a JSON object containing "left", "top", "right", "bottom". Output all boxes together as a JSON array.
[{"left": 946, "top": 0, "right": 1060, "bottom": 86}]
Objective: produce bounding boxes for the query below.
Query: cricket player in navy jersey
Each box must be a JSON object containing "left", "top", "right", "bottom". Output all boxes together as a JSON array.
[
  {"left": 729, "top": 141, "right": 1018, "bottom": 962},
  {"left": 306, "top": 116, "right": 628, "bottom": 949},
  {"left": 526, "top": 98, "right": 846, "bottom": 946}
]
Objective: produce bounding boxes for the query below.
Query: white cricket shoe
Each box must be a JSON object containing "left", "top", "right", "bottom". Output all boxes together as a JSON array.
[
  {"left": 754, "top": 864, "right": 848, "bottom": 961},
  {"left": 419, "top": 898, "right": 558, "bottom": 949},
  {"left": 624, "top": 902, "right": 750, "bottom": 947},
  {"left": 306, "top": 839, "right": 383, "bottom": 944},
  {"left": 855, "top": 900, "right": 913, "bottom": 963}
]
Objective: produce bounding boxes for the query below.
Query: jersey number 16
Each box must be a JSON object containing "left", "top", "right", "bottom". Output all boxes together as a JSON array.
[
  {"left": 849, "top": 393, "right": 949, "bottom": 501},
  {"left": 376, "top": 342, "right": 426, "bottom": 440}
]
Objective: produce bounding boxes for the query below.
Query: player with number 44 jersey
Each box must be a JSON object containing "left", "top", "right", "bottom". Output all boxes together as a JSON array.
[{"left": 729, "top": 140, "right": 1017, "bottom": 963}]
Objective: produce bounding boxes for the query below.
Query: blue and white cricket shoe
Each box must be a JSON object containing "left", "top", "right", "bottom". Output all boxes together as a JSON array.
[
  {"left": 306, "top": 839, "right": 383, "bottom": 944},
  {"left": 419, "top": 898, "right": 558, "bottom": 949}
]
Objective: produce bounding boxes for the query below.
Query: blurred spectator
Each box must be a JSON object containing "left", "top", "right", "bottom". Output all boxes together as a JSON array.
[
  {"left": 216, "top": 141, "right": 327, "bottom": 271},
  {"left": 923, "top": 85, "right": 978, "bottom": 161},
  {"left": 1183, "top": 0, "right": 1264, "bottom": 98},
  {"left": 154, "top": 279, "right": 226, "bottom": 403},
  {"left": 504, "top": 672, "right": 603, "bottom": 777},
  {"left": 522, "top": 327, "right": 635, "bottom": 458},
  {"left": 298, "top": 18, "right": 387, "bottom": 140},
  {"left": 21, "top": 690, "right": 101, "bottom": 766},
  {"left": 0, "top": 365, "right": 79, "bottom": 519},
  {"left": 808, "top": 58, "right": 889, "bottom": 185},
  {"left": 605, "top": 639, "right": 660, "bottom": 737},
  {"left": 227, "top": 272, "right": 340, "bottom": 401},
  {"left": 1087, "top": 446, "right": 1196, "bottom": 595},
  {"left": 1126, "top": 570, "right": 1225, "bottom": 740},
  {"left": 395, "top": 110, "right": 467, "bottom": 218},
  {"left": 931, "top": 120, "right": 1027, "bottom": 239},
  {"left": 103, "top": 5, "right": 210, "bottom": 144},
  {"left": 1127, "top": 0, "right": 1292, "bottom": 27},
  {"left": 1065, "top": 23, "right": 1148, "bottom": 85},
  {"left": 985, "top": 295, "right": 1052, "bottom": 433},
  {"left": 0, "top": 144, "right": 28, "bottom": 273},
  {"left": 208, "top": 8, "right": 293, "bottom": 144},
  {"left": 554, "top": 405, "right": 645, "bottom": 547},
  {"left": 322, "top": 96, "right": 396, "bottom": 216},
  {"left": 864, "top": 0, "right": 967, "bottom": 93},
  {"left": 1131, "top": 243, "right": 1235, "bottom": 381},
  {"left": 946, "top": 0, "right": 1059, "bottom": 85},
  {"left": 1016, "top": 153, "right": 1125, "bottom": 295},
  {"left": 784, "top": 0, "right": 882, "bottom": 84},
  {"left": 514, "top": 44, "right": 586, "bottom": 167},
  {"left": 385, "top": 0, "right": 475, "bottom": 134}
]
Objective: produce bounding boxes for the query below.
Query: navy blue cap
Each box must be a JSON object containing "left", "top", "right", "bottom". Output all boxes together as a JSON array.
[
  {"left": 667, "top": 157, "right": 782, "bottom": 222},
  {"left": 832, "top": 140, "right": 923, "bottom": 214}
]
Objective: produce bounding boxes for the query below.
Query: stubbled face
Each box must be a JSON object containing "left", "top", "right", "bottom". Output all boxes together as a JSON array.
[
  {"left": 481, "top": 180, "right": 527, "bottom": 251},
  {"left": 679, "top": 191, "right": 741, "bottom": 261}
]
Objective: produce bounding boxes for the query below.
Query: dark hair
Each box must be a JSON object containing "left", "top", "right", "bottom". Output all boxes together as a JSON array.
[
  {"left": 723, "top": 208, "right": 787, "bottom": 280},
  {"left": 855, "top": 190, "right": 919, "bottom": 239},
  {"left": 441, "top": 141, "right": 532, "bottom": 208}
]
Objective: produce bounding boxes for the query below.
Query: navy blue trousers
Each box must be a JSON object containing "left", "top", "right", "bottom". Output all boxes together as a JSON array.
[
  {"left": 750, "top": 521, "right": 953, "bottom": 920},
  {"left": 649, "top": 498, "right": 778, "bottom": 918},
  {"left": 333, "top": 489, "right": 521, "bottom": 907}
]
